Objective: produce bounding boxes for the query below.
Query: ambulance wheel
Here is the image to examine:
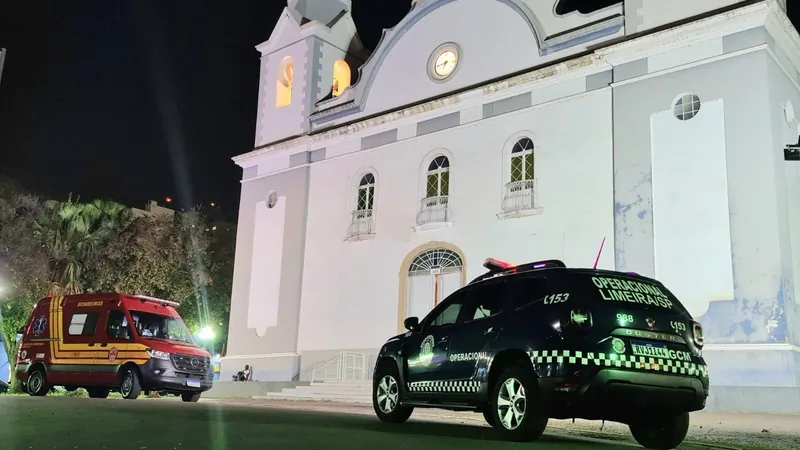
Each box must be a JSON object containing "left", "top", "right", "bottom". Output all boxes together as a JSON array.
[
  {"left": 181, "top": 392, "right": 202, "bottom": 403},
  {"left": 26, "top": 368, "right": 49, "bottom": 397},
  {"left": 119, "top": 367, "right": 142, "bottom": 400},
  {"left": 373, "top": 362, "right": 413, "bottom": 423},
  {"left": 629, "top": 411, "right": 690, "bottom": 450},
  {"left": 87, "top": 388, "right": 110, "bottom": 399},
  {"left": 489, "top": 365, "right": 548, "bottom": 442}
]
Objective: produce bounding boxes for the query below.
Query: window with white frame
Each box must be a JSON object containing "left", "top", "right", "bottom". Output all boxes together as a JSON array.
[
  {"left": 502, "top": 138, "right": 536, "bottom": 214},
  {"left": 417, "top": 156, "right": 451, "bottom": 227},
  {"left": 357, "top": 173, "right": 375, "bottom": 216},
  {"left": 426, "top": 156, "right": 450, "bottom": 198},
  {"left": 347, "top": 173, "right": 376, "bottom": 239}
]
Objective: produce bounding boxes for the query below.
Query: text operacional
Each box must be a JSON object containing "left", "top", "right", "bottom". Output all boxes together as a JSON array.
[{"left": 591, "top": 277, "right": 673, "bottom": 309}]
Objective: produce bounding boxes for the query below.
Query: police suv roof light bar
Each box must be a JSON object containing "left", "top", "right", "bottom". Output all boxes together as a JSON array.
[
  {"left": 470, "top": 258, "right": 567, "bottom": 285},
  {"left": 134, "top": 294, "right": 180, "bottom": 308}
]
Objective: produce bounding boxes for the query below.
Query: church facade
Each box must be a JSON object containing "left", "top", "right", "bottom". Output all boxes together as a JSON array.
[{"left": 223, "top": 0, "right": 800, "bottom": 412}]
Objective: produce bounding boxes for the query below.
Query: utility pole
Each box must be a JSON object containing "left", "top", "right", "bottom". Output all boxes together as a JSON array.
[{"left": 0, "top": 48, "right": 6, "bottom": 92}]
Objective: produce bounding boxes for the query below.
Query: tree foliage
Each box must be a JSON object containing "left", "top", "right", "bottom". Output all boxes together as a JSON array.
[
  {"left": 35, "top": 196, "right": 131, "bottom": 295},
  {"left": 0, "top": 177, "right": 49, "bottom": 389}
]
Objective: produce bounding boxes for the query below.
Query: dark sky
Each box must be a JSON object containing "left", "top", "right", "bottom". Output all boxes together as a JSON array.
[
  {"left": 0, "top": 0, "right": 409, "bottom": 220},
  {"left": 0, "top": 1, "right": 797, "bottom": 221}
]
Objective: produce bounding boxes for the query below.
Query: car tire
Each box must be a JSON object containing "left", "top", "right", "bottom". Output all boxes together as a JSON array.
[
  {"left": 181, "top": 392, "right": 202, "bottom": 403},
  {"left": 482, "top": 408, "right": 497, "bottom": 427},
  {"left": 489, "top": 365, "right": 548, "bottom": 442},
  {"left": 26, "top": 368, "right": 50, "bottom": 397},
  {"left": 119, "top": 367, "right": 142, "bottom": 400},
  {"left": 629, "top": 411, "right": 690, "bottom": 450},
  {"left": 372, "top": 362, "right": 413, "bottom": 424},
  {"left": 87, "top": 388, "right": 110, "bottom": 399}
]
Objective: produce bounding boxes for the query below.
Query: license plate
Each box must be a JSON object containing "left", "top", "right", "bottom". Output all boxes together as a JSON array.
[
  {"left": 186, "top": 380, "right": 201, "bottom": 388},
  {"left": 631, "top": 340, "right": 670, "bottom": 358}
]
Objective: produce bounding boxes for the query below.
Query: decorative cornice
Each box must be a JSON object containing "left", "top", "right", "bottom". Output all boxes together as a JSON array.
[{"left": 233, "top": 55, "right": 606, "bottom": 167}]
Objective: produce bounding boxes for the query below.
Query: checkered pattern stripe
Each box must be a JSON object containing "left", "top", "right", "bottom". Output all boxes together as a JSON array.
[
  {"left": 407, "top": 380, "right": 481, "bottom": 393},
  {"left": 530, "top": 350, "right": 709, "bottom": 378}
]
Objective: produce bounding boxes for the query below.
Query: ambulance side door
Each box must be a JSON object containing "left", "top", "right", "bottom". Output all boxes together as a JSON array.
[{"left": 60, "top": 303, "right": 103, "bottom": 385}]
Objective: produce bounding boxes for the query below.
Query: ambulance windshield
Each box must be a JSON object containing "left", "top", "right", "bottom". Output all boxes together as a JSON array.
[{"left": 129, "top": 310, "right": 196, "bottom": 345}]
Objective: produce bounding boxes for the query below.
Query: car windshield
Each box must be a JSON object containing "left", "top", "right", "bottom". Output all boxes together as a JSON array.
[{"left": 129, "top": 311, "right": 196, "bottom": 345}]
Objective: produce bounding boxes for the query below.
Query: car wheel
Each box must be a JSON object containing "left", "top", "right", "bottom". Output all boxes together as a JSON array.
[
  {"left": 372, "top": 363, "right": 413, "bottom": 423},
  {"left": 119, "top": 367, "right": 142, "bottom": 400},
  {"left": 629, "top": 411, "right": 690, "bottom": 450},
  {"left": 87, "top": 387, "right": 110, "bottom": 399},
  {"left": 26, "top": 368, "right": 50, "bottom": 397},
  {"left": 489, "top": 365, "right": 548, "bottom": 442},
  {"left": 181, "top": 392, "right": 202, "bottom": 403}
]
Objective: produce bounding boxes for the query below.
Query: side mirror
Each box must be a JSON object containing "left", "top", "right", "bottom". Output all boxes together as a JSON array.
[{"left": 403, "top": 317, "right": 419, "bottom": 331}]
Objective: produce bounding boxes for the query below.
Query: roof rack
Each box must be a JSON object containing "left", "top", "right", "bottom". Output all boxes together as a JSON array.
[
  {"left": 134, "top": 294, "right": 180, "bottom": 308},
  {"left": 468, "top": 258, "right": 567, "bottom": 285}
]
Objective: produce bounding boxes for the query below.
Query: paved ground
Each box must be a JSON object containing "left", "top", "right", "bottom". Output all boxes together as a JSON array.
[{"left": 1, "top": 395, "right": 798, "bottom": 450}]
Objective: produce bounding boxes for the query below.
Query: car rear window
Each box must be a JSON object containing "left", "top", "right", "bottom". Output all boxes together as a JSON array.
[{"left": 571, "top": 271, "right": 687, "bottom": 312}]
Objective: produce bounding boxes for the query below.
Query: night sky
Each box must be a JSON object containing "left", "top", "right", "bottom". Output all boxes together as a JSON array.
[
  {"left": 0, "top": 1, "right": 797, "bottom": 221},
  {"left": 0, "top": 0, "right": 409, "bottom": 220}
]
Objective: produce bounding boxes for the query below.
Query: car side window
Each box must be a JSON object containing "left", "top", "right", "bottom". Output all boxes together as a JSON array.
[
  {"left": 459, "top": 282, "right": 505, "bottom": 323},
  {"left": 425, "top": 293, "right": 467, "bottom": 328},
  {"left": 504, "top": 277, "right": 549, "bottom": 310},
  {"left": 106, "top": 310, "right": 131, "bottom": 340},
  {"left": 67, "top": 312, "right": 100, "bottom": 336}
]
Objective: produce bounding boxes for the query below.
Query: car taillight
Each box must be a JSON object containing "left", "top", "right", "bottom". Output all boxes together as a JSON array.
[
  {"left": 562, "top": 309, "right": 593, "bottom": 329},
  {"left": 691, "top": 321, "right": 704, "bottom": 348}
]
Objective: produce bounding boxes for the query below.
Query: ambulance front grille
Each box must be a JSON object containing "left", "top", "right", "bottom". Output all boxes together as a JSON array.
[{"left": 171, "top": 354, "right": 210, "bottom": 373}]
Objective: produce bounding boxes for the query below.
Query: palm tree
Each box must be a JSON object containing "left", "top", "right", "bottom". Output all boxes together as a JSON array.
[{"left": 35, "top": 196, "right": 131, "bottom": 295}]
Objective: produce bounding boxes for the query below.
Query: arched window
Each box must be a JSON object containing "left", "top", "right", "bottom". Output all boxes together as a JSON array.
[
  {"left": 510, "top": 138, "right": 534, "bottom": 183},
  {"left": 501, "top": 137, "right": 536, "bottom": 214},
  {"left": 332, "top": 60, "right": 351, "bottom": 97},
  {"left": 276, "top": 56, "right": 294, "bottom": 108},
  {"left": 425, "top": 156, "right": 450, "bottom": 198},
  {"left": 357, "top": 173, "right": 375, "bottom": 215}
]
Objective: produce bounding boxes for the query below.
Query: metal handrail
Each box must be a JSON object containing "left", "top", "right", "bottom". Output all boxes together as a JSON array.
[
  {"left": 415, "top": 195, "right": 450, "bottom": 226},
  {"left": 501, "top": 179, "right": 536, "bottom": 213},
  {"left": 346, "top": 209, "right": 375, "bottom": 239},
  {"left": 309, "top": 351, "right": 366, "bottom": 383}
]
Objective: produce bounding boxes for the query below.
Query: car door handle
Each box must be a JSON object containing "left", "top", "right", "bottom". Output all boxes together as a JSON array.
[
  {"left": 100, "top": 343, "right": 108, "bottom": 347},
  {"left": 484, "top": 327, "right": 495, "bottom": 335},
  {"left": 439, "top": 336, "right": 449, "bottom": 342},
  {"left": 88, "top": 343, "right": 95, "bottom": 347}
]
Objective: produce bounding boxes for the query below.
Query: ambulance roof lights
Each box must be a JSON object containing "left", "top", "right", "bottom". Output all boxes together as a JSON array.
[{"left": 134, "top": 294, "right": 180, "bottom": 308}]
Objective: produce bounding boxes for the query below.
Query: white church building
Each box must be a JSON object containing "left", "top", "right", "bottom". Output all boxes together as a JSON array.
[{"left": 222, "top": 0, "right": 800, "bottom": 412}]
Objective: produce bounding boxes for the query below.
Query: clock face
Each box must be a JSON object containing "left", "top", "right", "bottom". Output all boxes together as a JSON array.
[{"left": 433, "top": 50, "right": 458, "bottom": 78}]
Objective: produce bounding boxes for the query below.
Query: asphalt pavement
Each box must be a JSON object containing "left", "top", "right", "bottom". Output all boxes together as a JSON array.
[{"left": 0, "top": 395, "right": 637, "bottom": 450}]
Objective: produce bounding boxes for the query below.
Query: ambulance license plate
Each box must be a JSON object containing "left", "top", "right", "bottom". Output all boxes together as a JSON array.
[
  {"left": 186, "top": 380, "right": 201, "bottom": 388},
  {"left": 631, "top": 340, "right": 669, "bottom": 358}
]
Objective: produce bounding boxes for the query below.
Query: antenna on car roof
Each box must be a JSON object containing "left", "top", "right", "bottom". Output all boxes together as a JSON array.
[{"left": 592, "top": 237, "right": 606, "bottom": 270}]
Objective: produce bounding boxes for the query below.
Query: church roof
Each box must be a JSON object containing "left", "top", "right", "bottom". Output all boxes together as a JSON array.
[{"left": 287, "top": 0, "right": 350, "bottom": 28}]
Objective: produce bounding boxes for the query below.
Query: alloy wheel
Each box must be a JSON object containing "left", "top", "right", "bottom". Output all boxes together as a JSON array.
[
  {"left": 497, "top": 377, "right": 527, "bottom": 430},
  {"left": 376, "top": 375, "right": 399, "bottom": 414}
]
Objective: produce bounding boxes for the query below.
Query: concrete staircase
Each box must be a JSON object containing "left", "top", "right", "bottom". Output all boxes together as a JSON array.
[{"left": 258, "top": 380, "right": 372, "bottom": 404}]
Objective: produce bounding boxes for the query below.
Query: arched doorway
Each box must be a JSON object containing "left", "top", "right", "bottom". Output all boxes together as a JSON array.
[{"left": 406, "top": 248, "right": 464, "bottom": 320}]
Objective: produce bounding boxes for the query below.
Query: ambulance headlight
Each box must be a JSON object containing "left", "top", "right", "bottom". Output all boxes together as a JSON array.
[{"left": 146, "top": 349, "right": 171, "bottom": 360}]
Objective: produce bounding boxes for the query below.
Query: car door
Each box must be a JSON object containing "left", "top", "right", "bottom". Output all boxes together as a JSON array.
[
  {"left": 403, "top": 290, "right": 468, "bottom": 392},
  {"left": 97, "top": 309, "right": 134, "bottom": 385},
  {"left": 446, "top": 280, "right": 510, "bottom": 388}
]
